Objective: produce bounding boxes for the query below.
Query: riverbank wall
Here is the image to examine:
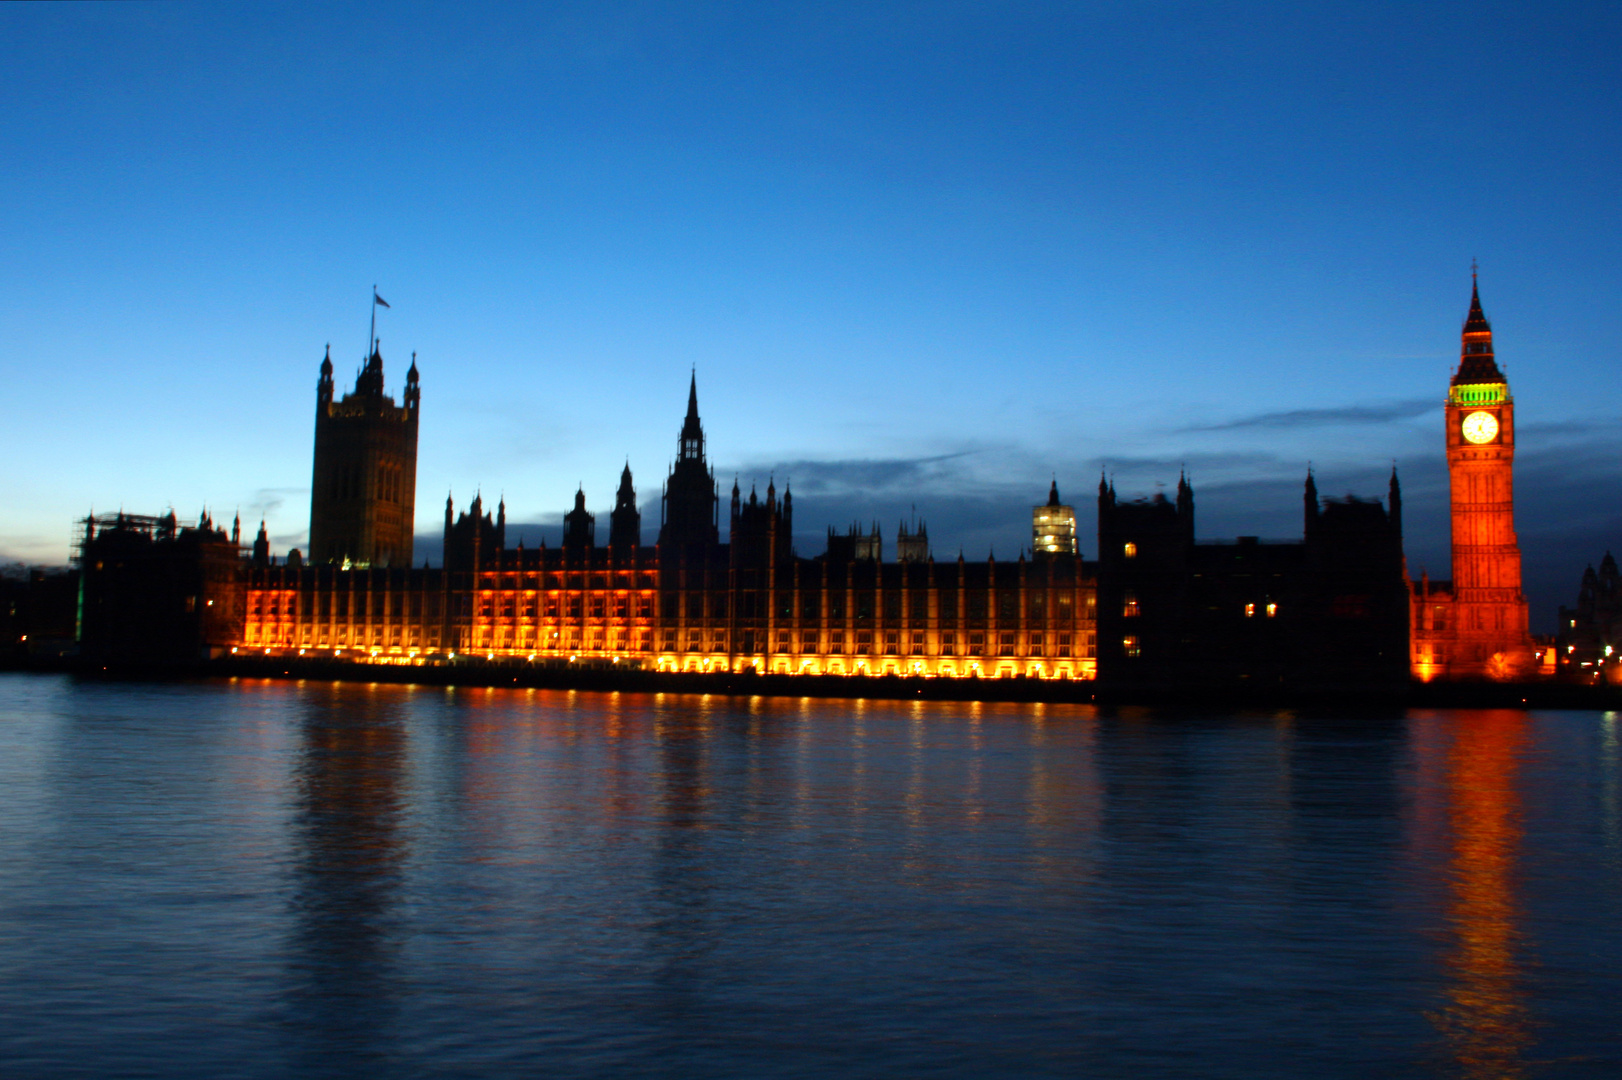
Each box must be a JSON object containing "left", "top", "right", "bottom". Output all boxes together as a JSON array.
[{"left": 8, "top": 653, "right": 1620, "bottom": 711}]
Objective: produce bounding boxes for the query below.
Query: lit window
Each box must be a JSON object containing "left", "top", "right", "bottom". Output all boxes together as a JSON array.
[
  {"left": 1266, "top": 602, "right": 1278, "bottom": 618},
  {"left": 1245, "top": 603, "right": 1255, "bottom": 618},
  {"left": 1123, "top": 591, "right": 1140, "bottom": 618},
  {"left": 1124, "top": 542, "right": 1138, "bottom": 558},
  {"left": 1123, "top": 635, "right": 1140, "bottom": 659}
]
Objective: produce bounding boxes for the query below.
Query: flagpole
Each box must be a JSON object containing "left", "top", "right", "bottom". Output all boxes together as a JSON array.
[{"left": 368, "top": 284, "right": 377, "bottom": 361}]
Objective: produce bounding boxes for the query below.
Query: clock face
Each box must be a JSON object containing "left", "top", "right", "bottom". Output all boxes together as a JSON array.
[{"left": 1461, "top": 410, "right": 1499, "bottom": 445}]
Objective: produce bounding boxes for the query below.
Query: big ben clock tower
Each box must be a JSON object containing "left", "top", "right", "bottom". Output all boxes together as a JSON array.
[{"left": 1436, "top": 274, "right": 1532, "bottom": 676}]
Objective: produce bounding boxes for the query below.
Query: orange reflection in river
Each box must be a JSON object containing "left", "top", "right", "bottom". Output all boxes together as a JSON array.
[{"left": 1431, "top": 709, "right": 1534, "bottom": 1079}]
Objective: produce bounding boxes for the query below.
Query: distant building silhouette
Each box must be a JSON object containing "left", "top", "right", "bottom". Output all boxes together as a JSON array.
[
  {"left": 609, "top": 463, "right": 641, "bottom": 554},
  {"left": 823, "top": 522, "right": 879, "bottom": 563},
  {"left": 308, "top": 344, "right": 419, "bottom": 567},
  {"left": 1, "top": 566, "right": 79, "bottom": 661},
  {"left": 1556, "top": 552, "right": 1621, "bottom": 682},
  {"left": 896, "top": 518, "right": 929, "bottom": 563}
]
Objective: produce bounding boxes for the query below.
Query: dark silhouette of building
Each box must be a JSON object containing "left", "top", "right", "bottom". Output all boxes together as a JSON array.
[
  {"left": 251, "top": 520, "right": 272, "bottom": 567},
  {"left": 609, "top": 463, "right": 641, "bottom": 553},
  {"left": 1095, "top": 469, "right": 1408, "bottom": 693},
  {"left": 443, "top": 492, "right": 504, "bottom": 571},
  {"left": 1, "top": 566, "right": 79, "bottom": 661},
  {"left": 308, "top": 344, "right": 419, "bottom": 567},
  {"left": 78, "top": 510, "right": 244, "bottom": 665},
  {"left": 564, "top": 488, "right": 596, "bottom": 553},
  {"left": 1556, "top": 552, "right": 1622, "bottom": 683}
]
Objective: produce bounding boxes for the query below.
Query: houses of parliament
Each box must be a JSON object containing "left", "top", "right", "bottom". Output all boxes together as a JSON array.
[{"left": 76, "top": 281, "right": 1538, "bottom": 688}]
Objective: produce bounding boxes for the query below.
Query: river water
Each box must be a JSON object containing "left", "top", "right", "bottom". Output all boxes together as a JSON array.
[{"left": 0, "top": 673, "right": 1618, "bottom": 1078}]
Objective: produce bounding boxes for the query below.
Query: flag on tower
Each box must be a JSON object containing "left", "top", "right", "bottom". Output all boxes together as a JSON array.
[{"left": 374, "top": 292, "right": 390, "bottom": 309}]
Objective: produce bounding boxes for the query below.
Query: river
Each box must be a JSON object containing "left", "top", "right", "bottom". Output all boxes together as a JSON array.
[{"left": 0, "top": 673, "right": 1618, "bottom": 1077}]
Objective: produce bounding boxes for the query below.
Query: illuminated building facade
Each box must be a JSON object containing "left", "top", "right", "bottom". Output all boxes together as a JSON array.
[
  {"left": 308, "top": 344, "right": 420, "bottom": 567},
  {"left": 1410, "top": 280, "right": 1535, "bottom": 680},
  {"left": 1033, "top": 480, "right": 1078, "bottom": 556},
  {"left": 232, "top": 377, "right": 1099, "bottom": 678},
  {"left": 1095, "top": 470, "right": 1410, "bottom": 691}
]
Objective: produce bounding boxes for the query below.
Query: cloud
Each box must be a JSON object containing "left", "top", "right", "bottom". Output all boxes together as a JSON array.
[
  {"left": 0, "top": 531, "right": 74, "bottom": 567},
  {"left": 735, "top": 451, "right": 983, "bottom": 498},
  {"left": 1095, "top": 450, "right": 1284, "bottom": 475},
  {"left": 1182, "top": 398, "right": 1435, "bottom": 433},
  {"left": 1516, "top": 416, "right": 1622, "bottom": 440},
  {"left": 246, "top": 486, "right": 307, "bottom": 520}
]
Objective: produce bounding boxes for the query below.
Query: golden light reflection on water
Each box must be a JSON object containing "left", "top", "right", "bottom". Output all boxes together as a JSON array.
[
  {"left": 1603, "top": 712, "right": 1619, "bottom": 862},
  {"left": 965, "top": 708, "right": 984, "bottom": 830},
  {"left": 1430, "top": 710, "right": 1534, "bottom": 1080},
  {"left": 903, "top": 706, "right": 925, "bottom": 832}
]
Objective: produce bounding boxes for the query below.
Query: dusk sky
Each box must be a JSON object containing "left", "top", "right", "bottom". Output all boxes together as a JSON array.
[{"left": 2, "top": 2, "right": 1618, "bottom": 631}]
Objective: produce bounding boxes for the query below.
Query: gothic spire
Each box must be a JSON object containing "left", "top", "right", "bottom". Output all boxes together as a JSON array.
[
  {"left": 1454, "top": 274, "right": 1505, "bottom": 385},
  {"left": 1464, "top": 276, "right": 1490, "bottom": 336},
  {"left": 678, "top": 370, "right": 706, "bottom": 462}
]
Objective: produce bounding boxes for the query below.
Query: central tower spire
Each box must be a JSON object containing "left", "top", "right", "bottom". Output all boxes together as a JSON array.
[
  {"left": 679, "top": 369, "right": 705, "bottom": 463},
  {"left": 659, "top": 371, "right": 719, "bottom": 549}
]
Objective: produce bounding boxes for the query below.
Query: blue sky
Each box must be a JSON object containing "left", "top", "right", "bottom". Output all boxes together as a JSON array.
[{"left": 1, "top": 2, "right": 1618, "bottom": 630}]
